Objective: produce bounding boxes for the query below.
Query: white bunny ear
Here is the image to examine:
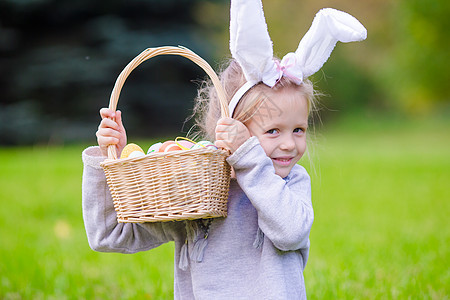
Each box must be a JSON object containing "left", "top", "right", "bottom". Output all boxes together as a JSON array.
[
  {"left": 228, "top": 6, "right": 367, "bottom": 117},
  {"left": 293, "top": 8, "right": 367, "bottom": 78},
  {"left": 230, "top": 0, "right": 277, "bottom": 84}
]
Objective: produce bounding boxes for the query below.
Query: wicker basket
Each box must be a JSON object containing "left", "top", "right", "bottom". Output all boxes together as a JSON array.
[{"left": 100, "top": 46, "right": 231, "bottom": 223}]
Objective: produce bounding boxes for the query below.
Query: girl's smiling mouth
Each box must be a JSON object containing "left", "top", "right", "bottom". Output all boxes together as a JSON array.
[{"left": 272, "top": 157, "right": 294, "bottom": 166}]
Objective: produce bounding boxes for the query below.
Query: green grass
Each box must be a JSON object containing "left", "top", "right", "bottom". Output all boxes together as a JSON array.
[
  {"left": 0, "top": 145, "right": 174, "bottom": 299},
  {"left": 304, "top": 116, "right": 450, "bottom": 299},
  {"left": 0, "top": 116, "right": 449, "bottom": 299}
]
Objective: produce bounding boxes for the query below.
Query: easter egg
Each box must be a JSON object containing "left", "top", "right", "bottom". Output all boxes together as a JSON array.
[
  {"left": 192, "top": 140, "right": 217, "bottom": 150},
  {"left": 159, "top": 141, "right": 182, "bottom": 152},
  {"left": 147, "top": 142, "right": 162, "bottom": 154},
  {"left": 177, "top": 140, "right": 195, "bottom": 150},
  {"left": 120, "top": 143, "right": 144, "bottom": 159},
  {"left": 165, "top": 143, "right": 183, "bottom": 152},
  {"left": 158, "top": 141, "right": 174, "bottom": 152},
  {"left": 128, "top": 150, "right": 145, "bottom": 158},
  {"left": 205, "top": 143, "right": 218, "bottom": 150}
]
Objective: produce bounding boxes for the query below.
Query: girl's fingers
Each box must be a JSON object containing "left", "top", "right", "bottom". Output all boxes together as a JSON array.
[
  {"left": 99, "top": 110, "right": 125, "bottom": 133},
  {"left": 215, "top": 118, "right": 251, "bottom": 153},
  {"left": 115, "top": 110, "right": 124, "bottom": 128},
  {"left": 97, "top": 127, "right": 121, "bottom": 139},
  {"left": 215, "top": 124, "right": 232, "bottom": 133},
  {"left": 98, "top": 108, "right": 126, "bottom": 157},
  {"left": 100, "top": 108, "right": 115, "bottom": 119},
  {"left": 96, "top": 127, "right": 121, "bottom": 148},
  {"left": 215, "top": 121, "right": 241, "bottom": 132},
  {"left": 214, "top": 140, "right": 228, "bottom": 150},
  {"left": 98, "top": 118, "right": 119, "bottom": 130},
  {"left": 216, "top": 117, "right": 236, "bottom": 126},
  {"left": 216, "top": 118, "right": 245, "bottom": 135},
  {"left": 97, "top": 135, "right": 119, "bottom": 148},
  {"left": 215, "top": 131, "right": 230, "bottom": 141}
]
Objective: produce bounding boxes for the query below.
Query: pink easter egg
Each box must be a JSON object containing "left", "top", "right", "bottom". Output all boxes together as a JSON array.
[{"left": 178, "top": 140, "right": 195, "bottom": 150}]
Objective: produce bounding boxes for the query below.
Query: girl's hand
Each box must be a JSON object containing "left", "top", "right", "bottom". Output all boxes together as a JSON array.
[
  {"left": 96, "top": 108, "right": 127, "bottom": 157},
  {"left": 215, "top": 117, "right": 251, "bottom": 153}
]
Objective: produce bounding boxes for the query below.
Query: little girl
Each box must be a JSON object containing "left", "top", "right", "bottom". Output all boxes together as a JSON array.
[{"left": 82, "top": 2, "right": 366, "bottom": 299}]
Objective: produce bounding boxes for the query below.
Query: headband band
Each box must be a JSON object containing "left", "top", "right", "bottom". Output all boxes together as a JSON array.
[{"left": 228, "top": 81, "right": 257, "bottom": 117}]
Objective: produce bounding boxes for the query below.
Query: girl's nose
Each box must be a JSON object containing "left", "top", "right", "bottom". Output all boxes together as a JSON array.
[{"left": 280, "top": 134, "right": 295, "bottom": 151}]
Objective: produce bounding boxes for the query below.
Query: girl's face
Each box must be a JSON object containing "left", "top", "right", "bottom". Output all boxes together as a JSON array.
[{"left": 244, "top": 89, "right": 308, "bottom": 178}]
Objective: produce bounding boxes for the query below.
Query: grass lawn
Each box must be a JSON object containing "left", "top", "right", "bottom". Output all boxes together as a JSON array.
[
  {"left": 303, "top": 116, "right": 449, "bottom": 299},
  {"left": 0, "top": 116, "right": 448, "bottom": 299}
]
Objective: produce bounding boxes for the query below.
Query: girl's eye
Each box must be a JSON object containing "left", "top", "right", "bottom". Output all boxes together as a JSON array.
[
  {"left": 294, "top": 128, "right": 305, "bottom": 133},
  {"left": 266, "top": 129, "right": 278, "bottom": 134}
]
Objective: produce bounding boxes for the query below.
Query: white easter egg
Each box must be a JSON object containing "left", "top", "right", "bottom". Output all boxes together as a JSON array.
[
  {"left": 147, "top": 142, "right": 162, "bottom": 154},
  {"left": 191, "top": 143, "right": 203, "bottom": 150},
  {"left": 206, "top": 143, "right": 218, "bottom": 150},
  {"left": 192, "top": 140, "right": 217, "bottom": 150},
  {"left": 129, "top": 150, "right": 145, "bottom": 158},
  {"left": 121, "top": 143, "right": 144, "bottom": 159}
]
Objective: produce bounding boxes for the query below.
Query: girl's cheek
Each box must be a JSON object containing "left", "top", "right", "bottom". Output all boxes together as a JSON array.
[{"left": 259, "top": 139, "right": 275, "bottom": 157}]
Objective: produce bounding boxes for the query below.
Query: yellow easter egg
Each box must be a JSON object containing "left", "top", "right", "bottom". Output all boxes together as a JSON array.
[{"left": 120, "top": 143, "right": 144, "bottom": 159}]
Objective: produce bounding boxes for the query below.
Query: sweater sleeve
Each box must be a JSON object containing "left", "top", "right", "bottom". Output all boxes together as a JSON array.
[
  {"left": 82, "top": 146, "right": 185, "bottom": 253},
  {"left": 227, "top": 137, "right": 313, "bottom": 252}
]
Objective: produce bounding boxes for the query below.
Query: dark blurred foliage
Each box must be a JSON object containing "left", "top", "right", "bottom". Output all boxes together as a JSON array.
[
  {"left": 243, "top": 0, "right": 450, "bottom": 119},
  {"left": 1, "top": 0, "right": 448, "bottom": 145},
  {"left": 0, "top": 0, "right": 221, "bottom": 145},
  {"left": 381, "top": 0, "right": 450, "bottom": 114}
]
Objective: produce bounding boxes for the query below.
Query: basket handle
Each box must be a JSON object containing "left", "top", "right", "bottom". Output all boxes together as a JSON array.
[{"left": 106, "top": 46, "right": 230, "bottom": 160}]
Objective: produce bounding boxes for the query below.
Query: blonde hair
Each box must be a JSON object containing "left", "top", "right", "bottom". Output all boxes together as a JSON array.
[{"left": 190, "top": 59, "right": 317, "bottom": 141}]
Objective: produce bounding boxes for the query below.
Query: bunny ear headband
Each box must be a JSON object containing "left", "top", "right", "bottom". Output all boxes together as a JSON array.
[{"left": 228, "top": 1, "right": 367, "bottom": 116}]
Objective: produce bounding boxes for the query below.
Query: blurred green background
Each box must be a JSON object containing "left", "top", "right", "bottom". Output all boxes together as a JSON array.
[{"left": 0, "top": 0, "right": 448, "bottom": 298}]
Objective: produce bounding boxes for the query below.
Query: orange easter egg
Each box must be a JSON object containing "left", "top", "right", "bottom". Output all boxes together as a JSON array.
[
  {"left": 159, "top": 141, "right": 174, "bottom": 152},
  {"left": 159, "top": 141, "right": 182, "bottom": 152},
  {"left": 165, "top": 143, "right": 183, "bottom": 152}
]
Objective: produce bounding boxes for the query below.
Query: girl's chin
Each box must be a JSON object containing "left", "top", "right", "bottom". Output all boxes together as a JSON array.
[{"left": 274, "top": 166, "right": 293, "bottom": 178}]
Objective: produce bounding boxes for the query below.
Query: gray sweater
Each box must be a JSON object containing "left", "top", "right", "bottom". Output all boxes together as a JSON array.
[{"left": 82, "top": 136, "right": 313, "bottom": 299}]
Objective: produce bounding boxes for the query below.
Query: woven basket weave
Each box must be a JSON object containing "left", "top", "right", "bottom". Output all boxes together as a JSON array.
[{"left": 100, "top": 46, "right": 231, "bottom": 223}]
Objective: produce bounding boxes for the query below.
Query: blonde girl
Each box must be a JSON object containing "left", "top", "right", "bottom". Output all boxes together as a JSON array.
[{"left": 82, "top": 2, "right": 366, "bottom": 298}]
